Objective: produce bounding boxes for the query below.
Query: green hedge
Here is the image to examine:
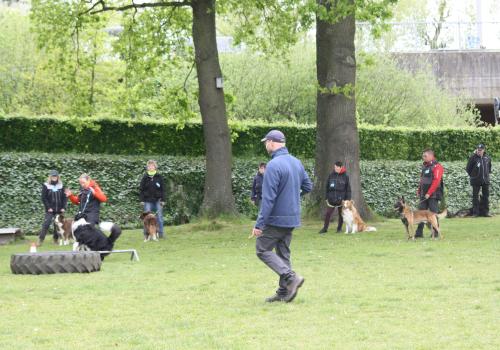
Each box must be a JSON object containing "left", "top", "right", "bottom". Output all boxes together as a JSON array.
[
  {"left": 2, "top": 115, "right": 500, "bottom": 160},
  {"left": 1, "top": 152, "right": 498, "bottom": 234}
]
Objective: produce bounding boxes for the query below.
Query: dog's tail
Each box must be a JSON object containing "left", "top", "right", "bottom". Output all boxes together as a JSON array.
[
  {"left": 437, "top": 209, "right": 448, "bottom": 219},
  {"left": 108, "top": 224, "right": 122, "bottom": 245},
  {"left": 99, "top": 221, "right": 122, "bottom": 245},
  {"left": 366, "top": 226, "right": 377, "bottom": 232}
]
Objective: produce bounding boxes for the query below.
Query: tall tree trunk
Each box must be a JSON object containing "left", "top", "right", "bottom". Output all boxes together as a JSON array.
[
  {"left": 192, "top": 0, "right": 237, "bottom": 217},
  {"left": 312, "top": 0, "right": 371, "bottom": 219}
]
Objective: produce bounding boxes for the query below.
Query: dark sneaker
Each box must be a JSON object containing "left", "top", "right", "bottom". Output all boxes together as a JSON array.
[
  {"left": 336, "top": 229, "right": 342, "bottom": 233},
  {"left": 318, "top": 228, "right": 327, "bottom": 234},
  {"left": 265, "top": 294, "right": 286, "bottom": 303},
  {"left": 483, "top": 214, "right": 493, "bottom": 217},
  {"left": 284, "top": 275, "right": 305, "bottom": 303}
]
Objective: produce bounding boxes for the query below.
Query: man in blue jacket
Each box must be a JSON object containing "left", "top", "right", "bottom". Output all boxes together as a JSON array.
[{"left": 252, "top": 130, "right": 313, "bottom": 303}]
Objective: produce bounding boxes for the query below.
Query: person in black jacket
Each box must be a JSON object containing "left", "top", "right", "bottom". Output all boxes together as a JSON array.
[
  {"left": 319, "top": 161, "right": 351, "bottom": 234},
  {"left": 139, "top": 160, "right": 166, "bottom": 238},
  {"left": 38, "top": 170, "right": 67, "bottom": 246},
  {"left": 65, "top": 174, "right": 108, "bottom": 226},
  {"left": 466, "top": 143, "right": 492, "bottom": 217},
  {"left": 251, "top": 163, "right": 266, "bottom": 207}
]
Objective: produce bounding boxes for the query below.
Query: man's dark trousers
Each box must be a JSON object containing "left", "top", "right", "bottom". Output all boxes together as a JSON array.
[
  {"left": 472, "top": 184, "right": 489, "bottom": 216},
  {"left": 256, "top": 225, "right": 293, "bottom": 297},
  {"left": 415, "top": 198, "right": 439, "bottom": 238}
]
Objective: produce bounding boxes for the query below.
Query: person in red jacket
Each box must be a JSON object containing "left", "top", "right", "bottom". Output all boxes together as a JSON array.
[
  {"left": 65, "top": 173, "right": 107, "bottom": 226},
  {"left": 416, "top": 149, "right": 444, "bottom": 238}
]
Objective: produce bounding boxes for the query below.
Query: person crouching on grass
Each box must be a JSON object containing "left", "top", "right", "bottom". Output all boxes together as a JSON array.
[
  {"left": 37, "top": 170, "right": 67, "bottom": 246},
  {"left": 65, "top": 173, "right": 107, "bottom": 226},
  {"left": 251, "top": 130, "right": 312, "bottom": 303},
  {"left": 319, "top": 161, "right": 351, "bottom": 234}
]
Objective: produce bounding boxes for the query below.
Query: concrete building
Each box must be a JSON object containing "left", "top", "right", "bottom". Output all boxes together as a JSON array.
[{"left": 394, "top": 50, "right": 500, "bottom": 124}]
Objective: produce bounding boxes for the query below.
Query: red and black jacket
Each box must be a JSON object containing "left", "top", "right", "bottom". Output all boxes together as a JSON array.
[
  {"left": 325, "top": 167, "right": 351, "bottom": 206},
  {"left": 68, "top": 180, "right": 107, "bottom": 224},
  {"left": 418, "top": 160, "right": 444, "bottom": 199}
]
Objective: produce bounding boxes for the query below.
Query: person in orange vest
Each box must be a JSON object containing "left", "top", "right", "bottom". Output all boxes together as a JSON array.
[{"left": 65, "top": 173, "right": 107, "bottom": 226}]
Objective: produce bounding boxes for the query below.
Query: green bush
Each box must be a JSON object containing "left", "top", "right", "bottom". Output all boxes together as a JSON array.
[
  {"left": 1, "top": 115, "right": 500, "bottom": 161},
  {"left": 1, "top": 152, "right": 498, "bottom": 234}
]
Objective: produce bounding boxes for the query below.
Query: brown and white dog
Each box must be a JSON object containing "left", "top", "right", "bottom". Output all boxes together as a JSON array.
[
  {"left": 394, "top": 197, "right": 447, "bottom": 240},
  {"left": 140, "top": 212, "right": 159, "bottom": 242},
  {"left": 341, "top": 200, "right": 377, "bottom": 234},
  {"left": 54, "top": 214, "right": 74, "bottom": 246}
]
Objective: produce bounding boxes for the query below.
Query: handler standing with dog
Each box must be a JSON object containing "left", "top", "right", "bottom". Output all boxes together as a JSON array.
[
  {"left": 65, "top": 174, "right": 107, "bottom": 226},
  {"left": 139, "top": 160, "right": 166, "bottom": 238},
  {"left": 252, "top": 130, "right": 312, "bottom": 303},
  {"left": 38, "top": 170, "right": 67, "bottom": 246},
  {"left": 415, "top": 149, "right": 444, "bottom": 238},
  {"left": 319, "top": 161, "right": 351, "bottom": 234}
]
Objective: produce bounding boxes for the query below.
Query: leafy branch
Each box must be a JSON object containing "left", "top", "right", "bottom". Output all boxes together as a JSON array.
[
  {"left": 80, "top": 0, "right": 191, "bottom": 15},
  {"left": 318, "top": 82, "right": 355, "bottom": 98}
]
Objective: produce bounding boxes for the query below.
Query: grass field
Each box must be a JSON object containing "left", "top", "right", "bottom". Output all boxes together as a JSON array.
[{"left": 0, "top": 216, "right": 499, "bottom": 350}]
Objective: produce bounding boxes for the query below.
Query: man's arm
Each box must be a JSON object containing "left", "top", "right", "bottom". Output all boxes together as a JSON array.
[
  {"left": 426, "top": 163, "right": 444, "bottom": 197},
  {"left": 255, "top": 165, "right": 279, "bottom": 229},
  {"left": 301, "top": 166, "right": 312, "bottom": 195},
  {"left": 466, "top": 155, "right": 474, "bottom": 175}
]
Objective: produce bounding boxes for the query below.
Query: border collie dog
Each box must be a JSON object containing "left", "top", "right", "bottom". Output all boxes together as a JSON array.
[
  {"left": 71, "top": 216, "right": 122, "bottom": 260},
  {"left": 54, "top": 214, "right": 74, "bottom": 246}
]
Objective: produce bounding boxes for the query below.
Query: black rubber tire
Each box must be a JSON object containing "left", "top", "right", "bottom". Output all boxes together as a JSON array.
[{"left": 10, "top": 251, "right": 102, "bottom": 275}]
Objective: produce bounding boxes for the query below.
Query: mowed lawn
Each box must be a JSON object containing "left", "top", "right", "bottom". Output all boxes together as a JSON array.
[{"left": 0, "top": 216, "right": 499, "bottom": 350}]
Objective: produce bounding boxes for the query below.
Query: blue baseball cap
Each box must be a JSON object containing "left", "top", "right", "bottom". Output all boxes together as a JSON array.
[{"left": 261, "top": 130, "right": 286, "bottom": 143}]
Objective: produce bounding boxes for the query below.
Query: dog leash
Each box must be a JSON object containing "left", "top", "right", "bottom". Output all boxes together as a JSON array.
[
  {"left": 412, "top": 198, "right": 428, "bottom": 207},
  {"left": 325, "top": 200, "right": 342, "bottom": 209}
]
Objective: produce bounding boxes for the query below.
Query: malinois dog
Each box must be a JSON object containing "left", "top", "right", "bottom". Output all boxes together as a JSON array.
[{"left": 394, "top": 197, "right": 447, "bottom": 240}]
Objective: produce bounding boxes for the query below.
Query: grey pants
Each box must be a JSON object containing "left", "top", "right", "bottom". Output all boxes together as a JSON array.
[{"left": 256, "top": 225, "right": 294, "bottom": 296}]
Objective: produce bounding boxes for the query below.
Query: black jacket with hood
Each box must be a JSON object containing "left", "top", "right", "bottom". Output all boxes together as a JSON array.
[
  {"left": 139, "top": 173, "right": 166, "bottom": 202},
  {"left": 466, "top": 152, "right": 492, "bottom": 186},
  {"left": 41, "top": 181, "right": 67, "bottom": 213},
  {"left": 325, "top": 168, "right": 351, "bottom": 206}
]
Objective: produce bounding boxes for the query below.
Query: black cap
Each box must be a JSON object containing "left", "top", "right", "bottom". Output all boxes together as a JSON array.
[{"left": 477, "top": 143, "right": 485, "bottom": 150}]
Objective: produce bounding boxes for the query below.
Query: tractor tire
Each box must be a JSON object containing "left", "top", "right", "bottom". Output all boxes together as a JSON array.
[{"left": 10, "top": 251, "right": 102, "bottom": 275}]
